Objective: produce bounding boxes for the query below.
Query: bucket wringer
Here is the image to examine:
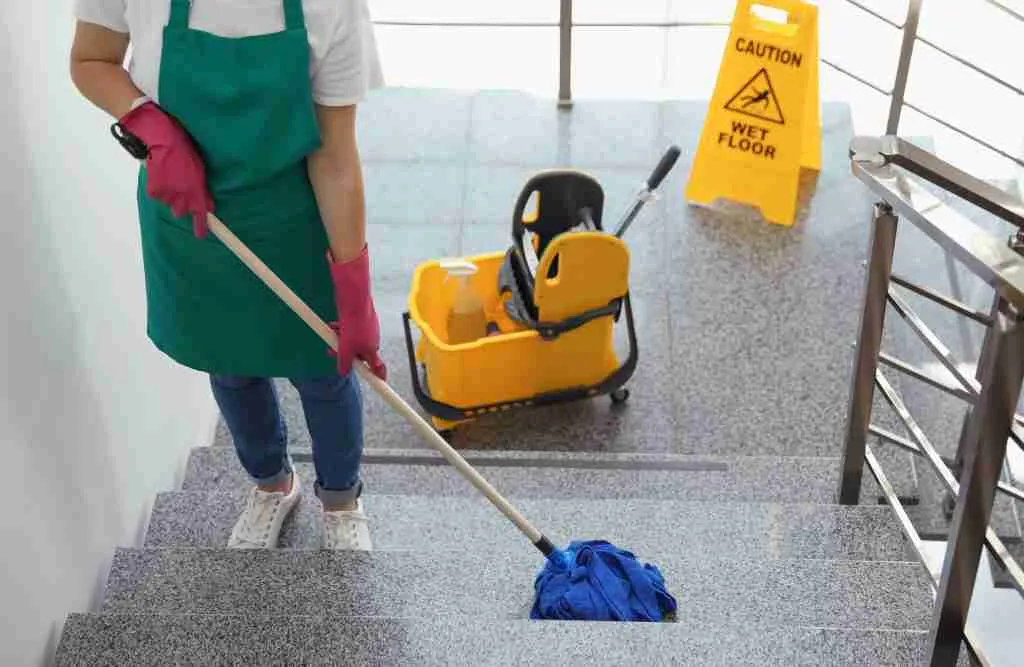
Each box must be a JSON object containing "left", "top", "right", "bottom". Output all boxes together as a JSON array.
[{"left": 404, "top": 146, "right": 683, "bottom": 434}]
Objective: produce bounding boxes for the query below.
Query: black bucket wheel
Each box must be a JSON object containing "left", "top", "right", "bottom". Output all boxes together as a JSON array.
[{"left": 610, "top": 388, "right": 630, "bottom": 404}]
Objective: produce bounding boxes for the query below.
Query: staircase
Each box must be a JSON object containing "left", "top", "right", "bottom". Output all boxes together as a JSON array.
[
  {"left": 54, "top": 439, "right": 958, "bottom": 665},
  {"left": 49, "top": 89, "right": 993, "bottom": 664}
]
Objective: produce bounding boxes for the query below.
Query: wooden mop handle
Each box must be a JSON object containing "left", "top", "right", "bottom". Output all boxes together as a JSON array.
[{"left": 205, "top": 213, "right": 548, "bottom": 547}]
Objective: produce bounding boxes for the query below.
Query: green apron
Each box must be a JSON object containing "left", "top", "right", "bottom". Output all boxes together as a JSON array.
[{"left": 137, "top": 0, "right": 337, "bottom": 378}]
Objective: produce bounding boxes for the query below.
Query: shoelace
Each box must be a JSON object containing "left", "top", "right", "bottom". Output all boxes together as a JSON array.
[
  {"left": 235, "top": 489, "right": 283, "bottom": 546},
  {"left": 324, "top": 511, "right": 368, "bottom": 549}
]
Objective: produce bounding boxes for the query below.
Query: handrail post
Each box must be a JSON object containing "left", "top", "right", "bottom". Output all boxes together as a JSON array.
[
  {"left": 838, "top": 203, "right": 898, "bottom": 505},
  {"left": 558, "top": 0, "right": 573, "bottom": 108},
  {"left": 950, "top": 294, "right": 1002, "bottom": 478},
  {"left": 927, "top": 296, "right": 1024, "bottom": 665},
  {"left": 887, "top": 0, "right": 923, "bottom": 134}
]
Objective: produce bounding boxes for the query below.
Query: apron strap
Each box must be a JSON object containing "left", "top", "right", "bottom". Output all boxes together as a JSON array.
[
  {"left": 168, "top": 0, "right": 191, "bottom": 30},
  {"left": 283, "top": 0, "right": 305, "bottom": 31}
]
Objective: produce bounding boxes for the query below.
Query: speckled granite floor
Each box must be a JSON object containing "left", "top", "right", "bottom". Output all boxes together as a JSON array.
[
  {"left": 146, "top": 490, "right": 912, "bottom": 560},
  {"left": 58, "top": 614, "right": 971, "bottom": 667},
  {"left": 101, "top": 547, "right": 932, "bottom": 627}
]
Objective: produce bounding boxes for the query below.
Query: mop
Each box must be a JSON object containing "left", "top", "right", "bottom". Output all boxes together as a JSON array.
[{"left": 203, "top": 188, "right": 678, "bottom": 623}]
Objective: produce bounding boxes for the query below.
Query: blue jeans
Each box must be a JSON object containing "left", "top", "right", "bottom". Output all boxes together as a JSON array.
[{"left": 210, "top": 374, "right": 364, "bottom": 506}]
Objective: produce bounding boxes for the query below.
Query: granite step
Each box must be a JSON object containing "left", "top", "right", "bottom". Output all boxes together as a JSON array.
[
  {"left": 56, "top": 613, "right": 967, "bottom": 667},
  {"left": 146, "top": 490, "right": 912, "bottom": 562},
  {"left": 182, "top": 446, "right": 846, "bottom": 503},
  {"left": 102, "top": 548, "right": 932, "bottom": 631}
]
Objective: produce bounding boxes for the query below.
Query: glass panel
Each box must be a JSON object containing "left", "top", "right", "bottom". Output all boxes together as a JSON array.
[
  {"left": 372, "top": 25, "right": 559, "bottom": 96},
  {"left": 819, "top": 0, "right": 903, "bottom": 92},
  {"left": 668, "top": 0, "right": 738, "bottom": 24},
  {"left": 574, "top": 0, "right": 670, "bottom": 24},
  {"left": 573, "top": 27, "right": 668, "bottom": 99},
  {"left": 917, "top": 0, "right": 1024, "bottom": 94},
  {"left": 843, "top": 0, "right": 909, "bottom": 25},
  {"left": 663, "top": 26, "right": 731, "bottom": 99},
  {"left": 904, "top": 37, "right": 1024, "bottom": 165},
  {"left": 369, "top": 0, "right": 556, "bottom": 23}
]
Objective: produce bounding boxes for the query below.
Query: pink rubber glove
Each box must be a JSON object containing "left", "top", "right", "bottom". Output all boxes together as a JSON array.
[
  {"left": 117, "top": 102, "right": 214, "bottom": 239},
  {"left": 327, "top": 246, "right": 387, "bottom": 381}
]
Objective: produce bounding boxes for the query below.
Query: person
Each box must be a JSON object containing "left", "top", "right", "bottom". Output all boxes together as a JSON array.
[{"left": 69, "top": 0, "right": 387, "bottom": 550}]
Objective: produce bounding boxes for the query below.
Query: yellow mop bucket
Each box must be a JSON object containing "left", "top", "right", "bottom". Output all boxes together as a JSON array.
[{"left": 402, "top": 147, "right": 680, "bottom": 431}]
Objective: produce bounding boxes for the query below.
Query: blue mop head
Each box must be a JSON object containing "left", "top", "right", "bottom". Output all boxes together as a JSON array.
[{"left": 530, "top": 540, "right": 677, "bottom": 622}]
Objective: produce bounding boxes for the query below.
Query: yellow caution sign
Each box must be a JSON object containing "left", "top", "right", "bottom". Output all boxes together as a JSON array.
[{"left": 685, "top": 0, "right": 820, "bottom": 227}]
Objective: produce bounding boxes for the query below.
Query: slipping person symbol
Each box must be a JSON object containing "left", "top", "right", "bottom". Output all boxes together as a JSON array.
[{"left": 742, "top": 88, "right": 770, "bottom": 109}]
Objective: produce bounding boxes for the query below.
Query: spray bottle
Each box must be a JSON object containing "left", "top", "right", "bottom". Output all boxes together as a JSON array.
[{"left": 440, "top": 258, "right": 487, "bottom": 344}]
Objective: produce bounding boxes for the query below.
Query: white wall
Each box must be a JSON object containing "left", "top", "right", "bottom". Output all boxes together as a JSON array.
[{"left": 0, "top": 4, "right": 218, "bottom": 665}]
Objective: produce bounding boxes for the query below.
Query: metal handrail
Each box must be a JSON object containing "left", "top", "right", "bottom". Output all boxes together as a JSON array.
[
  {"left": 849, "top": 138, "right": 1024, "bottom": 285},
  {"left": 842, "top": 136, "right": 1024, "bottom": 665},
  {"left": 900, "top": 101, "right": 1024, "bottom": 170},
  {"left": 864, "top": 445, "right": 992, "bottom": 666},
  {"left": 986, "top": 0, "right": 1024, "bottom": 24},
  {"left": 871, "top": 371, "right": 1024, "bottom": 599},
  {"left": 881, "top": 0, "right": 1024, "bottom": 167},
  {"left": 846, "top": 0, "right": 905, "bottom": 29},
  {"left": 914, "top": 35, "right": 1024, "bottom": 98},
  {"left": 889, "top": 274, "right": 993, "bottom": 326}
]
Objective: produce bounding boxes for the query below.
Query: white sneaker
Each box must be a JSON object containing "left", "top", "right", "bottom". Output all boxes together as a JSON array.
[
  {"left": 322, "top": 499, "right": 373, "bottom": 550},
  {"left": 227, "top": 475, "right": 301, "bottom": 549}
]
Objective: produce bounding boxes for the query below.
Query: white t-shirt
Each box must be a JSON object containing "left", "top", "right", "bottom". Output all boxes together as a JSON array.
[{"left": 73, "top": 0, "right": 384, "bottom": 107}]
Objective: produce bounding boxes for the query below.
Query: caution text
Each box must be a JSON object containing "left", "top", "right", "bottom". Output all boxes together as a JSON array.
[
  {"left": 718, "top": 121, "right": 775, "bottom": 159},
  {"left": 735, "top": 38, "right": 802, "bottom": 68}
]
